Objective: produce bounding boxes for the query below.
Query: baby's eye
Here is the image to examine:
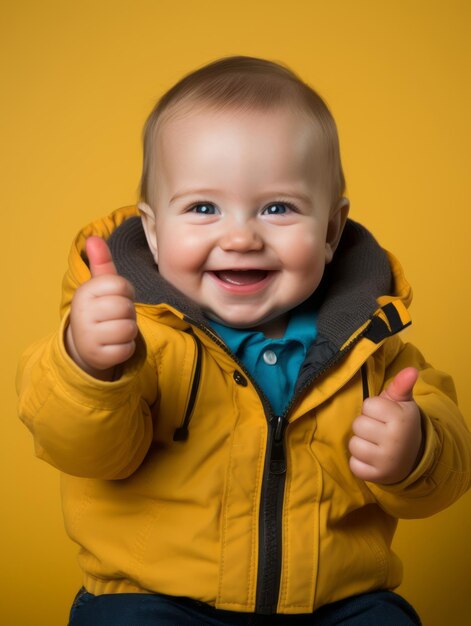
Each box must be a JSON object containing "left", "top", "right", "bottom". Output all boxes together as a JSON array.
[
  {"left": 190, "top": 203, "right": 218, "bottom": 215},
  {"left": 262, "top": 203, "right": 292, "bottom": 215}
]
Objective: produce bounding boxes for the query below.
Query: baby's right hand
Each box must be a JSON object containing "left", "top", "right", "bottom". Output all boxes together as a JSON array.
[{"left": 65, "top": 236, "right": 138, "bottom": 380}]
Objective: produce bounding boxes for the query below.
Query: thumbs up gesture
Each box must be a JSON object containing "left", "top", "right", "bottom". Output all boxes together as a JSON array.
[
  {"left": 349, "top": 367, "right": 423, "bottom": 484},
  {"left": 65, "top": 236, "right": 138, "bottom": 379}
]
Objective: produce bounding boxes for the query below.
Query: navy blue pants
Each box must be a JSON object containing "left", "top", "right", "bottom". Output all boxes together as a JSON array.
[{"left": 68, "top": 588, "right": 422, "bottom": 625}]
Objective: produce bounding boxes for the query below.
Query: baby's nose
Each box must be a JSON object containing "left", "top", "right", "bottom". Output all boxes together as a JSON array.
[{"left": 218, "top": 223, "right": 263, "bottom": 252}]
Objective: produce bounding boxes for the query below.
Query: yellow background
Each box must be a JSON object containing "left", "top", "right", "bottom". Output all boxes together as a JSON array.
[{"left": 2, "top": 1, "right": 470, "bottom": 624}]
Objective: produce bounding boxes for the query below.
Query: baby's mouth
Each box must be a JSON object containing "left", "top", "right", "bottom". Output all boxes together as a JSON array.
[{"left": 213, "top": 270, "right": 269, "bottom": 286}]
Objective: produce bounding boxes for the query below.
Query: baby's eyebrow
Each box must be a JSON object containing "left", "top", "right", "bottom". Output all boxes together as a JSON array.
[
  {"left": 263, "top": 191, "right": 312, "bottom": 204},
  {"left": 170, "top": 188, "right": 221, "bottom": 204},
  {"left": 169, "top": 188, "right": 313, "bottom": 205}
]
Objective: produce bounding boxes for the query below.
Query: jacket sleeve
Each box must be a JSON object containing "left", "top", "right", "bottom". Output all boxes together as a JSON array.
[
  {"left": 16, "top": 314, "right": 158, "bottom": 480},
  {"left": 365, "top": 335, "right": 471, "bottom": 519}
]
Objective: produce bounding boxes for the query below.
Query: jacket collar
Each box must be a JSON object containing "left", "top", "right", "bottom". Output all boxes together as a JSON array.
[
  {"left": 107, "top": 216, "right": 393, "bottom": 348},
  {"left": 104, "top": 214, "right": 412, "bottom": 390}
]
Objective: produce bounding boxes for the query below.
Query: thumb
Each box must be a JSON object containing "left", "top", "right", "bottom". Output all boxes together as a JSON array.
[
  {"left": 86, "top": 236, "right": 118, "bottom": 277},
  {"left": 380, "top": 367, "right": 419, "bottom": 403}
]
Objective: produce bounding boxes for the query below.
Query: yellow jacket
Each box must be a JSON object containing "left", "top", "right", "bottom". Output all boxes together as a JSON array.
[{"left": 17, "top": 206, "right": 471, "bottom": 614}]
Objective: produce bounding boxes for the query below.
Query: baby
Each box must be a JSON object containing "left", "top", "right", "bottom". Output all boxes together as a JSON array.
[{"left": 18, "top": 56, "right": 471, "bottom": 625}]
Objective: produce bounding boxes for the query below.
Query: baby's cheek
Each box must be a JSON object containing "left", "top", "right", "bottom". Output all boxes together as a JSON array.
[
  {"left": 285, "top": 234, "right": 326, "bottom": 270},
  {"left": 158, "top": 236, "right": 207, "bottom": 274}
]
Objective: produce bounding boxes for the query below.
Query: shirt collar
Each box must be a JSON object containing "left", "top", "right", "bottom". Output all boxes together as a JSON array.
[{"left": 207, "top": 297, "right": 317, "bottom": 354}]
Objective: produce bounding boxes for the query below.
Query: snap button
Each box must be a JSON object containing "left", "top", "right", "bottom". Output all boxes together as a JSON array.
[
  {"left": 233, "top": 371, "right": 248, "bottom": 386},
  {"left": 262, "top": 350, "right": 277, "bottom": 365}
]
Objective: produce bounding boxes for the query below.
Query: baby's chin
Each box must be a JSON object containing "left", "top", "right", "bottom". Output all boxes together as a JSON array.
[{"left": 204, "top": 311, "right": 289, "bottom": 339}]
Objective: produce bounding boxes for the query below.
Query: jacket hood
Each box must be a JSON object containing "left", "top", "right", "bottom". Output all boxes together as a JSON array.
[{"left": 62, "top": 206, "right": 413, "bottom": 387}]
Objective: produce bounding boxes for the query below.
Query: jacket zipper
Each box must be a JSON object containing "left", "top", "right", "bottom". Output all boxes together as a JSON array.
[
  {"left": 173, "top": 331, "right": 203, "bottom": 441},
  {"left": 183, "top": 316, "right": 368, "bottom": 614},
  {"left": 255, "top": 413, "right": 288, "bottom": 614},
  {"left": 254, "top": 330, "right": 369, "bottom": 614}
]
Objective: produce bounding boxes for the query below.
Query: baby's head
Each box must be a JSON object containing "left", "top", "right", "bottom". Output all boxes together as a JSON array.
[{"left": 138, "top": 56, "right": 349, "bottom": 337}]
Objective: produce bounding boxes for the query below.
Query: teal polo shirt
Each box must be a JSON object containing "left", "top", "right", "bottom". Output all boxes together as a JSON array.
[{"left": 208, "top": 303, "right": 317, "bottom": 416}]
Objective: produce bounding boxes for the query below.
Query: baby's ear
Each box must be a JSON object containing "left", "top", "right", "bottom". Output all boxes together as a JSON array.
[
  {"left": 138, "top": 202, "right": 159, "bottom": 262},
  {"left": 325, "top": 197, "right": 349, "bottom": 263}
]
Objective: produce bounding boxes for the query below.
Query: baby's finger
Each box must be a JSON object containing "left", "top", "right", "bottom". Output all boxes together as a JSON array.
[
  {"left": 348, "top": 434, "right": 380, "bottom": 463},
  {"left": 84, "top": 274, "right": 135, "bottom": 300},
  {"left": 380, "top": 367, "right": 419, "bottom": 403},
  {"left": 86, "top": 236, "right": 118, "bottom": 278},
  {"left": 352, "top": 414, "right": 385, "bottom": 445},
  {"left": 93, "top": 341, "right": 137, "bottom": 369},
  {"left": 349, "top": 456, "right": 382, "bottom": 483},
  {"left": 95, "top": 319, "right": 139, "bottom": 346},
  {"left": 91, "top": 295, "right": 137, "bottom": 323},
  {"left": 361, "top": 396, "right": 401, "bottom": 424}
]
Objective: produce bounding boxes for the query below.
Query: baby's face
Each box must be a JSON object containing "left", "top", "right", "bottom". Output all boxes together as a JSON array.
[{"left": 141, "top": 105, "right": 347, "bottom": 337}]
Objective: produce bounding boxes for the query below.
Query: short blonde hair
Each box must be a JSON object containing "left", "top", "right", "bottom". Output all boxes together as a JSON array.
[{"left": 140, "top": 55, "right": 345, "bottom": 208}]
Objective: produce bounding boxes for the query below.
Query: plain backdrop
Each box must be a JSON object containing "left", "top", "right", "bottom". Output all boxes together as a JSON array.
[{"left": 2, "top": 1, "right": 470, "bottom": 624}]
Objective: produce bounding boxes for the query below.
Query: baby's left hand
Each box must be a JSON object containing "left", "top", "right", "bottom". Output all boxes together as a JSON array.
[{"left": 349, "top": 367, "right": 423, "bottom": 484}]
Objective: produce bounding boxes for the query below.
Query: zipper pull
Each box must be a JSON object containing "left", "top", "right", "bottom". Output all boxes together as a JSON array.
[{"left": 269, "top": 416, "right": 287, "bottom": 475}]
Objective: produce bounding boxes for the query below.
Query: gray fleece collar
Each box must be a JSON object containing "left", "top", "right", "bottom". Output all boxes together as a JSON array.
[{"left": 107, "top": 216, "right": 392, "bottom": 352}]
